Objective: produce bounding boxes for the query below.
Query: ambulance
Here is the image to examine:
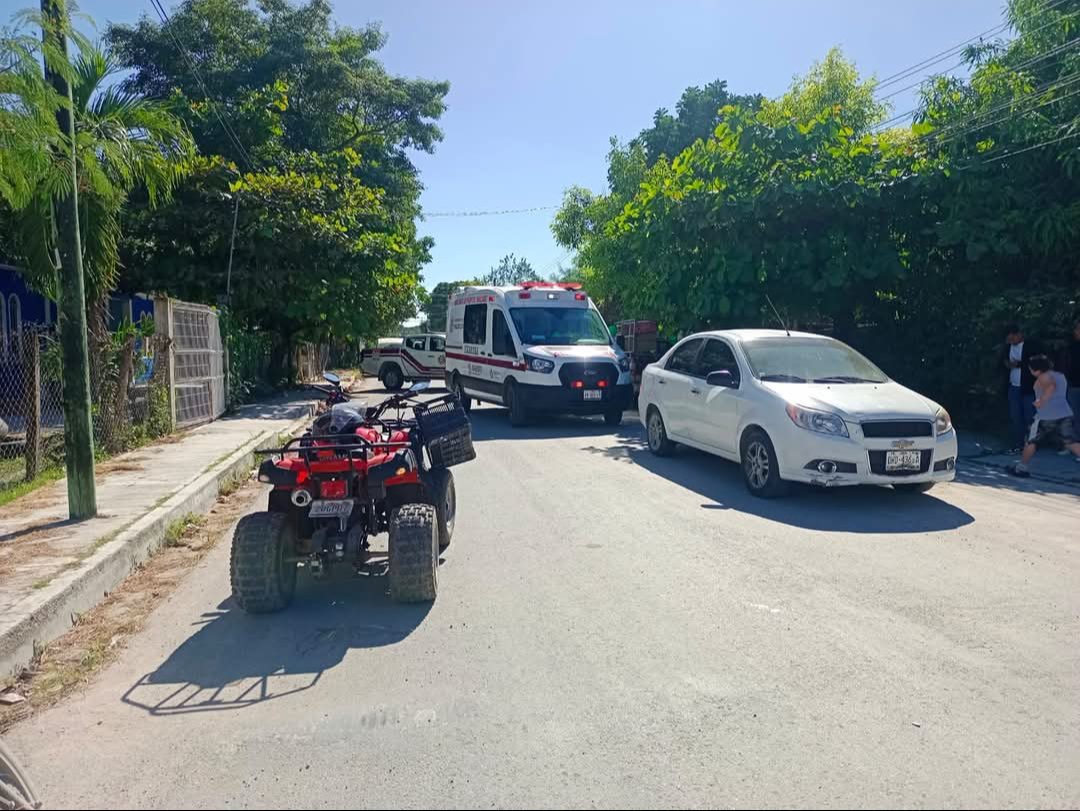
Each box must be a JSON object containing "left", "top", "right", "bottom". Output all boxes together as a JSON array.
[{"left": 444, "top": 282, "right": 632, "bottom": 426}]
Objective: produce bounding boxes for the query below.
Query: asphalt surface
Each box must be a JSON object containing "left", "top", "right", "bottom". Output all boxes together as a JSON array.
[{"left": 8, "top": 389, "right": 1080, "bottom": 809}]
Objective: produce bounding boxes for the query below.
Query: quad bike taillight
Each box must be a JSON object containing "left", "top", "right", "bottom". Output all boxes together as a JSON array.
[{"left": 319, "top": 478, "right": 349, "bottom": 499}]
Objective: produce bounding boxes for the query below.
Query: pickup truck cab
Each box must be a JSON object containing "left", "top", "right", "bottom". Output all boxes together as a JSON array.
[{"left": 361, "top": 333, "right": 446, "bottom": 391}]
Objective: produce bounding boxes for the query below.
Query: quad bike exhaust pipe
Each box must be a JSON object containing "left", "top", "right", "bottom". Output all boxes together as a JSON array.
[{"left": 291, "top": 488, "right": 313, "bottom": 508}]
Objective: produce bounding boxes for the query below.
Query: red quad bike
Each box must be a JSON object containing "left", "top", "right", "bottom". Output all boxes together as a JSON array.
[{"left": 231, "top": 381, "right": 475, "bottom": 611}]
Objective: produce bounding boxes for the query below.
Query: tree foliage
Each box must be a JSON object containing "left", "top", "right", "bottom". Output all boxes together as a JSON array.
[
  {"left": 554, "top": 1, "right": 1080, "bottom": 428},
  {"left": 481, "top": 253, "right": 538, "bottom": 287},
  {"left": 106, "top": 0, "right": 448, "bottom": 346}
]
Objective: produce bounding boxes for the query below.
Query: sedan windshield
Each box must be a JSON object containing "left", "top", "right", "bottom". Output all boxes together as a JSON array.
[
  {"left": 509, "top": 307, "right": 610, "bottom": 346},
  {"left": 741, "top": 337, "right": 888, "bottom": 384}
]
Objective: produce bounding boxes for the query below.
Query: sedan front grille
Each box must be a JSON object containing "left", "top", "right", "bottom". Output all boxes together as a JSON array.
[{"left": 861, "top": 420, "right": 933, "bottom": 438}]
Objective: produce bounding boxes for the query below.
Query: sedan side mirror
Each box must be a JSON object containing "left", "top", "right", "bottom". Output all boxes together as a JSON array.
[{"left": 706, "top": 369, "right": 739, "bottom": 388}]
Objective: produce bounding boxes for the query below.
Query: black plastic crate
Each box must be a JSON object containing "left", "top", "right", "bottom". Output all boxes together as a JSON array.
[
  {"left": 427, "top": 424, "right": 476, "bottom": 468},
  {"left": 418, "top": 399, "right": 475, "bottom": 468}
]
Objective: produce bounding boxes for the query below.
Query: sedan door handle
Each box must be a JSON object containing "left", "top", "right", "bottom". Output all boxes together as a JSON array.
[
  {"left": 657, "top": 378, "right": 667, "bottom": 385},
  {"left": 690, "top": 387, "right": 702, "bottom": 394}
]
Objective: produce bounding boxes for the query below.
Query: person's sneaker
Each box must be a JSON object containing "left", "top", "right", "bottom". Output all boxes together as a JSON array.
[
  {"left": 1005, "top": 446, "right": 1023, "bottom": 455},
  {"left": 1057, "top": 448, "right": 1072, "bottom": 455},
  {"left": 1009, "top": 463, "right": 1031, "bottom": 478}
]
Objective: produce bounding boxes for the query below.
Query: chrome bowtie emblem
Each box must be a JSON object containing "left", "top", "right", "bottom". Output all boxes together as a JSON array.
[{"left": 891, "top": 439, "right": 916, "bottom": 449}]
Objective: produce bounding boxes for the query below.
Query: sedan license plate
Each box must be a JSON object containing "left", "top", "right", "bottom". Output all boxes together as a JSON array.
[
  {"left": 308, "top": 499, "right": 354, "bottom": 518},
  {"left": 885, "top": 450, "right": 922, "bottom": 471},
  {"left": 583, "top": 389, "right": 602, "bottom": 401}
]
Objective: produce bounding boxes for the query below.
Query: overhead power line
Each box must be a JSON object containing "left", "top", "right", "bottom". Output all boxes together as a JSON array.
[
  {"left": 147, "top": 0, "right": 256, "bottom": 171},
  {"left": 421, "top": 203, "right": 557, "bottom": 215}
]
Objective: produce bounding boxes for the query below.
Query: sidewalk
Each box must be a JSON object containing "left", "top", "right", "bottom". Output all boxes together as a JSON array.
[
  {"left": 0, "top": 394, "right": 315, "bottom": 676},
  {"left": 957, "top": 428, "right": 1080, "bottom": 485}
]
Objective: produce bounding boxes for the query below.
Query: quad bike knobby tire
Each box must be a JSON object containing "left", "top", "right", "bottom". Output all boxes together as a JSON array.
[
  {"left": 425, "top": 467, "right": 456, "bottom": 550},
  {"left": 388, "top": 504, "right": 439, "bottom": 603},
  {"left": 230, "top": 511, "right": 298, "bottom": 613}
]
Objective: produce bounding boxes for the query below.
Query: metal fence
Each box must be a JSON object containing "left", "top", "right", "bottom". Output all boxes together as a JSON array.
[
  {"left": 0, "top": 326, "right": 173, "bottom": 493},
  {"left": 162, "top": 299, "right": 226, "bottom": 428}
]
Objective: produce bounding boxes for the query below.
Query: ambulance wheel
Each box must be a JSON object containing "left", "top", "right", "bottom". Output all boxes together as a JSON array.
[{"left": 505, "top": 380, "right": 530, "bottom": 427}]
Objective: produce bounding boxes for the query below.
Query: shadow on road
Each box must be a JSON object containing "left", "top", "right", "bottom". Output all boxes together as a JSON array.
[
  {"left": 583, "top": 428, "right": 977, "bottom": 534},
  {"left": 955, "top": 461, "right": 1080, "bottom": 496},
  {"left": 122, "top": 569, "right": 431, "bottom": 716},
  {"left": 468, "top": 405, "right": 641, "bottom": 442}
]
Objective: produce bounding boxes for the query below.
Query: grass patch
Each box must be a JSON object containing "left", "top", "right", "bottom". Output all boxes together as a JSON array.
[
  {"left": 0, "top": 466, "right": 65, "bottom": 509},
  {"left": 163, "top": 513, "right": 206, "bottom": 547},
  {"left": 31, "top": 577, "right": 52, "bottom": 590}
]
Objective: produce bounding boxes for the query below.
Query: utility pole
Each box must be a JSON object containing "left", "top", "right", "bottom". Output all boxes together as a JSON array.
[{"left": 41, "top": 0, "right": 97, "bottom": 519}]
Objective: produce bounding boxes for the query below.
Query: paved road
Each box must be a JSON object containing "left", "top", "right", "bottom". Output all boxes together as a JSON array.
[{"left": 8, "top": 393, "right": 1080, "bottom": 809}]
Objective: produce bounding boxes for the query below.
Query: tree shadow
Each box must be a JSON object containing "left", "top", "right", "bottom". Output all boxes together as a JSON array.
[
  {"left": 582, "top": 428, "right": 977, "bottom": 534},
  {"left": 468, "top": 405, "right": 641, "bottom": 442},
  {"left": 122, "top": 566, "right": 431, "bottom": 717}
]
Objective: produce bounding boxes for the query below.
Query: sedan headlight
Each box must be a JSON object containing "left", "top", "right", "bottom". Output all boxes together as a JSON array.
[
  {"left": 935, "top": 406, "right": 953, "bottom": 435},
  {"left": 525, "top": 354, "right": 555, "bottom": 374},
  {"left": 617, "top": 355, "right": 630, "bottom": 372},
  {"left": 785, "top": 403, "right": 850, "bottom": 438}
]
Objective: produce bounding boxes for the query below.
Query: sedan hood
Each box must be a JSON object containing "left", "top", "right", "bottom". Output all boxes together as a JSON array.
[{"left": 765, "top": 380, "right": 937, "bottom": 422}]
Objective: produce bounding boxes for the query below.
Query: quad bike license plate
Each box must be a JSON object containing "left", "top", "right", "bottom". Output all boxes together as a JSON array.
[
  {"left": 308, "top": 499, "right": 354, "bottom": 518},
  {"left": 583, "top": 389, "right": 602, "bottom": 401},
  {"left": 885, "top": 450, "right": 922, "bottom": 471}
]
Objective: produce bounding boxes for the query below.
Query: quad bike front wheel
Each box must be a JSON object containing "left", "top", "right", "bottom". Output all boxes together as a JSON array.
[
  {"left": 230, "top": 511, "right": 298, "bottom": 613},
  {"left": 388, "top": 504, "right": 438, "bottom": 603},
  {"left": 426, "top": 467, "right": 456, "bottom": 550}
]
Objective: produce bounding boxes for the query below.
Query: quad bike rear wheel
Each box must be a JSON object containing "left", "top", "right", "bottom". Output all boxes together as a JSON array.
[
  {"left": 426, "top": 467, "right": 456, "bottom": 550},
  {"left": 230, "top": 511, "right": 298, "bottom": 613},
  {"left": 388, "top": 504, "right": 438, "bottom": 603}
]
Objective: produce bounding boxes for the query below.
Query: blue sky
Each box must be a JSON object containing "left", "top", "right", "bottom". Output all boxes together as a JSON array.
[{"left": 72, "top": 0, "right": 1005, "bottom": 289}]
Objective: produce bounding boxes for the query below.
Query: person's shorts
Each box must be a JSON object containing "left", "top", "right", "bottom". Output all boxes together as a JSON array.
[{"left": 1027, "top": 416, "right": 1075, "bottom": 445}]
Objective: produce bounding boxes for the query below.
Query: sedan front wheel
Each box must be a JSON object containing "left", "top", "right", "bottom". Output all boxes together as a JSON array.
[{"left": 741, "top": 429, "right": 789, "bottom": 498}]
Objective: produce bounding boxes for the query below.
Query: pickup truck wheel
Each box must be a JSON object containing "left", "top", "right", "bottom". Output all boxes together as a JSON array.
[
  {"left": 388, "top": 504, "right": 438, "bottom": 603},
  {"left": 741, "top": 429, "right": 789, "bottom": 499},
  {"left": 381, "top": 364, "right": 404, "bottom": 392},
  {"left": 230, "top": 512, "right": 297, "bottom": 613}
]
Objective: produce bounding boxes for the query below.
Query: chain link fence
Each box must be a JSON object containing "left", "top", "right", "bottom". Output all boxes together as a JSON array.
[{"left": 0, "top": 325, "right": 174, "bottom": 494}]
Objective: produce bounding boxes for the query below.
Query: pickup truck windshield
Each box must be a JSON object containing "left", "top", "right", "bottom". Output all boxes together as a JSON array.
[{"left": 509, "top": 307, "right": 610, "bottom": 346}]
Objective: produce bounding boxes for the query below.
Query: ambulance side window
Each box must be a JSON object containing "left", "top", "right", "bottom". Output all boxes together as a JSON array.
[
  {"left": 463, "top": 303, "right": 487, "bottom": 346},
  {"left": 491, "top": 310, "right": 516, "bottom": 357}
]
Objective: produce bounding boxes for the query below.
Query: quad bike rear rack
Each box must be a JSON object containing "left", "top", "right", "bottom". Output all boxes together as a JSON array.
[{"left": 256, "top": 435, "right": 412, "bottom": 474}]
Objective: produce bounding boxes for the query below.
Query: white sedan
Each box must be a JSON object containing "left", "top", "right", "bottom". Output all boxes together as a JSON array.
[{"left": 638, "top": 329, "right": 958, "bottom": 497}]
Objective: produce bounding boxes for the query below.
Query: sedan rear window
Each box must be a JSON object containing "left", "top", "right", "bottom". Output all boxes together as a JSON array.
[{"left": 741, "top": 338, "right": 888, "bottom": 384}]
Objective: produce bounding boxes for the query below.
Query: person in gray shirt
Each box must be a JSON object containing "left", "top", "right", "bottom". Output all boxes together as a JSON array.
[{"left": 1011, "top": 354, "right": 1080, "bottom": 477}]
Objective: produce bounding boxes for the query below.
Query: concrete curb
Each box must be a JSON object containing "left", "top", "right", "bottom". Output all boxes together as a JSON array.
[{"left": 0, "top": 405, "right": 315, "bottom": 678}]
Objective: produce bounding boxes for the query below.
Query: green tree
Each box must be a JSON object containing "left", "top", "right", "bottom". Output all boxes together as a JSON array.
[
  {"left": 762, "top": 47, "right": 888, "bottom": 133},
  {"left": 107, "top": 0, "right": 447, "bottom": 363},
  {"left": 481, "top": 254, "right": 538, "bottom": 287}
]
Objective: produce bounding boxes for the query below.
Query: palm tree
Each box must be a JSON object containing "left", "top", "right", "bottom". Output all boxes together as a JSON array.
[
  {"left": 2, "top": 13, "right": 193, "bottom": 453},
  {"left": 3, "top": 30, "right": 193, "bottom": 310}
]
